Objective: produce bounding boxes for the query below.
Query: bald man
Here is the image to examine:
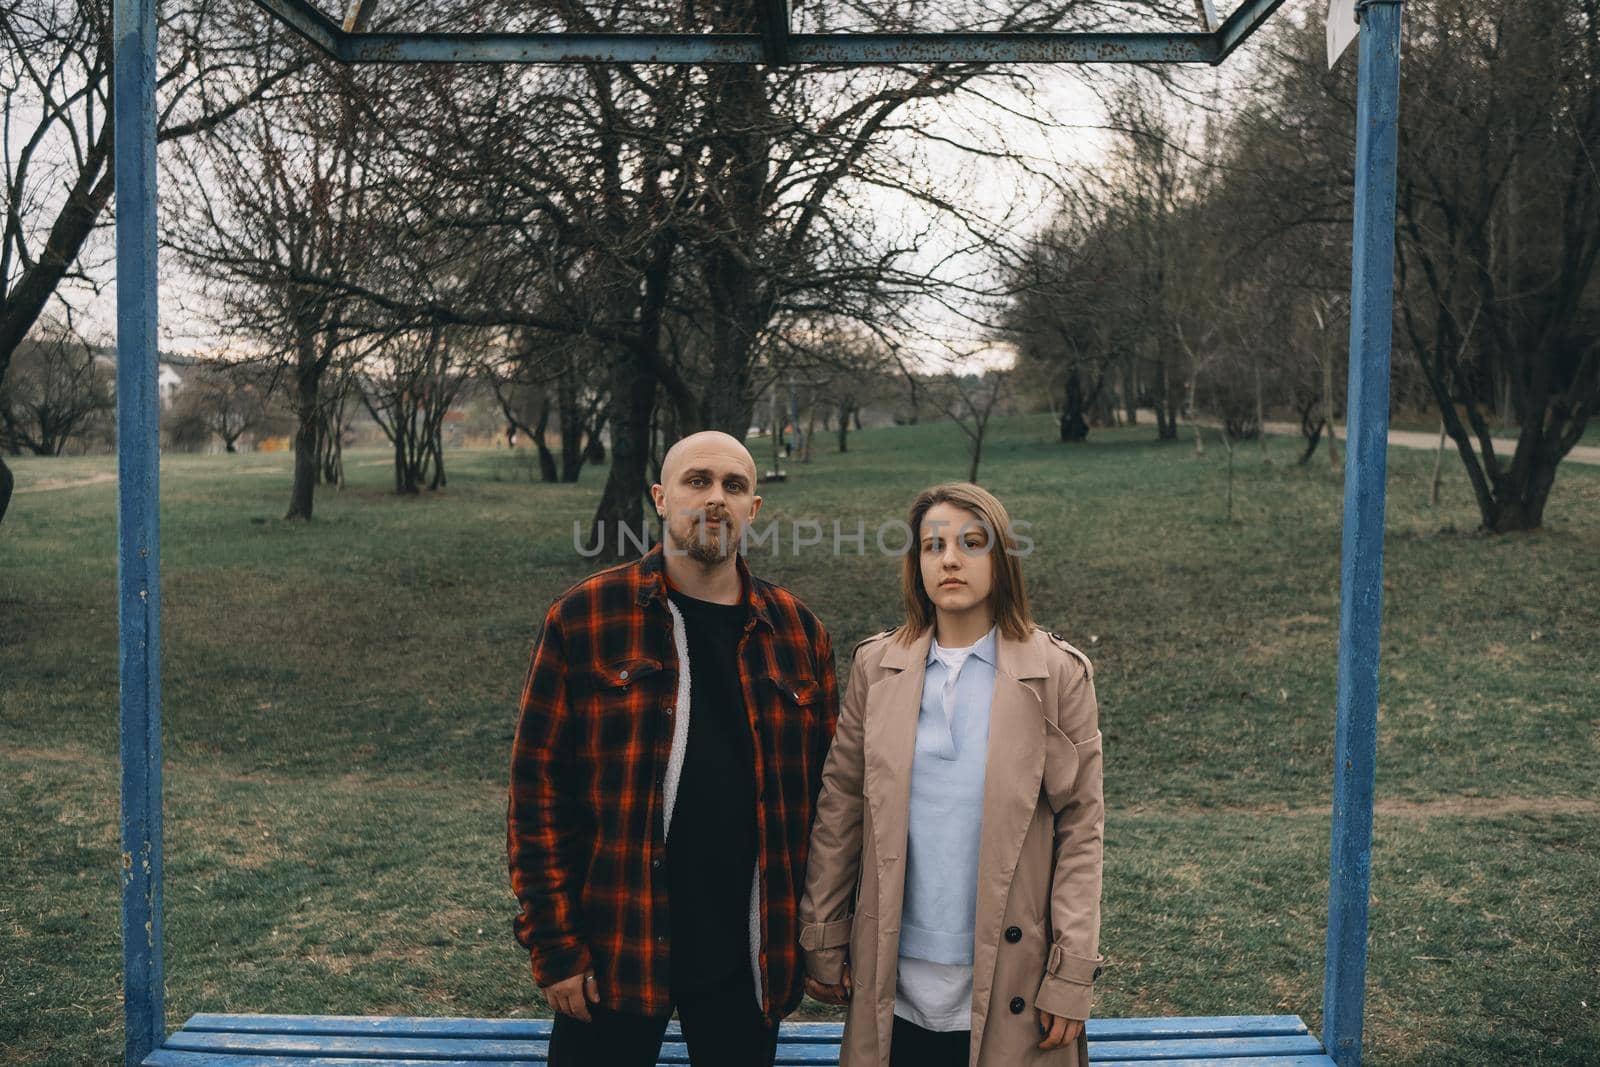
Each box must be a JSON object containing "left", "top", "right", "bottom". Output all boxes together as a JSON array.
[{"left": 508, "top": 431, "right": 840, "bottom": 1067}]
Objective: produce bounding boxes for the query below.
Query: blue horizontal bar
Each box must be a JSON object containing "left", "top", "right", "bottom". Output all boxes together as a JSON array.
[
  {"left": 177, "top": 1011, "right": 1311, "bottom": 1041},
  {"left": 161, "top": 1028, "right": 1329, "bottom": 1063},
  {"left": 1094, "top": 1059, "right": 1336, "bottom": 1067},
  {"left": 338, "top": 30, "right": 1217, "bottom": 65}
]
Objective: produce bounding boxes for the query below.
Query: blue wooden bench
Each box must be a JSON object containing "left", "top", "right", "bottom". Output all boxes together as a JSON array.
[{"left": 143, "top": 1012, "right": 1336, "bottom": 1065}]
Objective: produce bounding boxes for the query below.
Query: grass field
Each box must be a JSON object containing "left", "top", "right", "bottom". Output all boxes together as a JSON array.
[{"left": 2, "top": 415, "right": 1597, "bottom": 1065}]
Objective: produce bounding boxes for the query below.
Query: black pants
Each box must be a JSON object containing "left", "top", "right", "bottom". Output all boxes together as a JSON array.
[
  {"left": 547, "top": 971, "right": 778, "bottom": 1067},
  {"left": 889, "top": 1013, "right": 971, "bottom": 1067}
]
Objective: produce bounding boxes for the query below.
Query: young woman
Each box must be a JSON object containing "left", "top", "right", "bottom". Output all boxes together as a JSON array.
[{"left": 799, "top": 483, "right": 1104, "bottom": 1067}]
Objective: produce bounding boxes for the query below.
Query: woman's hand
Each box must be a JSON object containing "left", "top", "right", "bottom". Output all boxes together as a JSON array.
[
  {"left": 803, "top": 963, "right": 853, "bottom": 1005},
  {"left": 1036, "top": 1009, "right": 1084, "bottom": 1050}
]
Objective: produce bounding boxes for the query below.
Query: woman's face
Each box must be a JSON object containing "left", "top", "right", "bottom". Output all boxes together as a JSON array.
[{"left": 918, "top": 501, "right": 995, "bottom": 617}]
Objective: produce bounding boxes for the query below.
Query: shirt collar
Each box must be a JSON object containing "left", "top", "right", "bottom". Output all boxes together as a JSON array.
[
  {"left": 926, "top": 623, "right": 998, "bottom": 667},
  {"left": 636, "top": 542, "right": 773, "bottom": 630}
]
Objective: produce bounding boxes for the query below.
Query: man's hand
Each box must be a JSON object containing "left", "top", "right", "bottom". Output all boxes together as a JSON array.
[
  {"left": 803, "top": 963, "right": 852, "bottom": 1006},
  {"left": 1036, "top": 1009, "right": 1084, "bottom": 1050},
  {"left": 542, "top": 971, "right": 600, "bottom": 1022}
]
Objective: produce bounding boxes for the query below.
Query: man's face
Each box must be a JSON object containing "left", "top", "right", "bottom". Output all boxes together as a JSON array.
[{"left": 652, "top": 437, "right": 761, "bottom": 566}]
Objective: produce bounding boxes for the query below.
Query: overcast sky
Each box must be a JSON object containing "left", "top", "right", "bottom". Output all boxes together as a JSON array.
[{"left": 52, "top": 3, "right": 1269, "bottom": 372}]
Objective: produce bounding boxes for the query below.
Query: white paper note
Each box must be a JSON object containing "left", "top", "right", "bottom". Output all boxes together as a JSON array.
[{"left": 1327, "top": 0, "right": 1359, "bottom": 69}]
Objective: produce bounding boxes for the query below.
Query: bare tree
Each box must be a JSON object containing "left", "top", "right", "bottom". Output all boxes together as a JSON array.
[
  {"left": 0, "top": 309, "right": 111, "bottom": 455},
  {"left": 357, "top": 323, "right": 474, "bottom": 493},
  {"left": 931, "top": 366, "right": 1012, "bottom": 483},
  {"left": 164, "top": 358, "right": 282, "bottom": 453},
  {"left": 1394, "top": 0, "right": 1599, "bottom": 531},
  {"left": 0, "top": 0, "right": 306, "bottom": 522},
  {"left": 166, "top": 64, "right": 382, "bottom": 520}
]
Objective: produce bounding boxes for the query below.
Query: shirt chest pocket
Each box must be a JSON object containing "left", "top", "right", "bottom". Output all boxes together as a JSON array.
[
  {"left": 765, "top": 675, "right": 820, "bottom": 717},
  {"left": 574, "top": 656, "right": 667, "bottom": 756}
]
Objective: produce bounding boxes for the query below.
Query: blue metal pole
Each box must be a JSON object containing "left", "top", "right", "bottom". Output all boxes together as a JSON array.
[
  {"left": 1324, "top": 3, "right": 1401, "bottom": 1066},
  {"left": 114, "top": 0, "right": 164, "bottom": 1055}
]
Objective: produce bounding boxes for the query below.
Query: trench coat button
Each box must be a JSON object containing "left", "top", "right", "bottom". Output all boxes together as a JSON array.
[
  {"left": 1004, "top": 926, "right": 1022, "bottom": 943},
  {"left": 1009, "top": 996, "right": 1026, "bottom": 1015}
]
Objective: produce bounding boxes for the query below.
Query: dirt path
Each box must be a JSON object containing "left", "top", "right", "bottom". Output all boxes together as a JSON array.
[
  {"left": 13, "top": 471, "right": 118, "bottom": 494},
  {"left": 1257, "top": 419, "right": 1600, "bottom": 466}
]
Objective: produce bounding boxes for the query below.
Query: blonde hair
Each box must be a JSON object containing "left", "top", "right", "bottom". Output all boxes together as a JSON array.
[{"left": 895, "top": 482, "right": 1034, "bottom": 645}]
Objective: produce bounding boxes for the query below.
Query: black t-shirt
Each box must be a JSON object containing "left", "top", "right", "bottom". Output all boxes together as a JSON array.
[{"left": 665, "top": 587, "right": 760, "bottom": 995}]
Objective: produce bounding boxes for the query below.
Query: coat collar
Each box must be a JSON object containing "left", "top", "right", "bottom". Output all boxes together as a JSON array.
[
  {"left": 880, "top": 623, "right": 1047, "bottom": 680},
  {"left": 633, "top": 542, "right": 775, "bottom": 631}
]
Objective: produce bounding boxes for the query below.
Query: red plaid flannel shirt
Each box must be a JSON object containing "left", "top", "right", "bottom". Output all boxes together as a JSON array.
[{"left": 507, "top": 543, "right": 839, "bottom": 1024}]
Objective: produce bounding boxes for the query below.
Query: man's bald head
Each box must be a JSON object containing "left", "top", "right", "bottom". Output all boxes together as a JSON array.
[
  {"left": 651, "top": 431, "right": 762, "bottom": 567},
  {"left": 659, "top": 430, "right": 757, "bottom": 487}
]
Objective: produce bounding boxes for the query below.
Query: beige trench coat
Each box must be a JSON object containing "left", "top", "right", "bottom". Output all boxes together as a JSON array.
[{"left": 799, "top": 625, "right": 1104, "bottom": 1067}]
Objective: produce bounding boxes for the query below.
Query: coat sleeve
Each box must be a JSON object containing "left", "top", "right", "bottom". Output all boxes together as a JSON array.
[
  {"left": 797, "top": 642, "right": 871, "bottom": 984},
  {"left": 1034, "top": 651, "right": 1106, "bottom": 1021},
  {"left": 506, "top": 601, "right": 593, "bottom": 988}
]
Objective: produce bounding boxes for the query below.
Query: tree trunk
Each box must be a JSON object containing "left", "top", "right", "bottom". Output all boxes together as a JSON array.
[
  {"left": 1323, "top": 348, "right": 1340, "bottom": 469},
  {"left": 787, "top": 382, "right": 804, "bottom": 458},
  {"left": 1122, "top": 355, "right": 1138, "bottom": 425},
  {"left": 1153, "top": 357, "right": 1179, "bottom": 440},
  {"left": 393, "top": 418, "right": 415, "bottom": 494},
  {"left": 588, "top": 223, "right": 674, "bottom": 557},
  {"left": 697, "top": 57, "right": 770, "bottom": 441},
  {"left": 1249, "top": 363, "right": 1267, "bottom": 463},
  {"left": 1430, "top": 420, "right": 1447, "bottom": 506},
  {"left": 1059, "top": 368, "right": 1089, "bottom": 442},
  {"left": 286, "top": 362, "right": 321, "bottom": 520},
  {"left": 837, "top": 400, "right": 852, "bottom": 452},
  {"left": 803, "top": 398, "right": 817, "bottom": 463},
  {"left": 428, "top": 429, "right": 446, "bottom": 490},
  {"left": 770, "top": 387, "right": 782, "bottom": 473},
  {"left": 535, "top": 394, "right": 559, "bottom": 482},
  {"left": 1189, "top": 370, "right": 1205, "bottom": 457},
  {"left": 588, "top": 346, "right": 657, "bottom": 558},
  {"left": 1224, "top": 433, "right": 1235, "bottom": 523},
  {"left": 1298, "top": 421, "right": 1324, "bottom": 465},
  {"left": 0, "top": 453, "right": 12, "bottom": 526},
  {"left": 558, "top": 371, "right": 585, "bottom": 482}
]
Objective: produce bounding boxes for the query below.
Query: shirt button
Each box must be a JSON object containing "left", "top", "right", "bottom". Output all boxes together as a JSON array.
[
  {"left": 1009, "top": 996, "right": 1026, "bottom": 1015},
  {"left": 619, "top": 669, "right": 630, "bottom": 680},
  {"left": 1005, "top": 926, "right": 1022, "bottom": 944},
  {"left": 656, "top": 935, "right": 666, "bottom": 944},
  {"left": 651, "top": 858, "right": 661, "bottom": 869},
  {"left": 665, "top": 706, "right": 674, "bottom": 716}
]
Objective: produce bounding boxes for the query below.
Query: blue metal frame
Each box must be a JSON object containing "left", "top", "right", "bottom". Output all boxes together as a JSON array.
[
  {"left": 114, "top": 0, "right": 163, "bottom": 1059},
  {"left": 1323, "top": 3, "right": 1402, "bottom": 1066},
  {"left": 245, "top": 0, "right": 1295, "bottom": 66},
  {"left": 115, "top": 3, "right": 1401, "bottom": 1065}
]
